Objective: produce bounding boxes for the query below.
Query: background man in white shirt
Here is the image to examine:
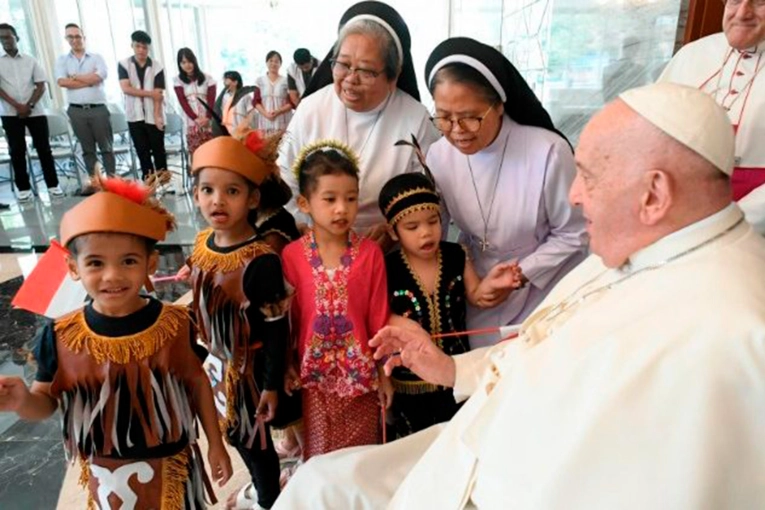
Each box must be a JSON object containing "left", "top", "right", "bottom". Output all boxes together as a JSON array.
[
  {"left": 286, "top": 48, "right": 320, "bottom": 108},
  {"left": 117, "top": 30, "right": 167, "bottom": 181},
  {"left": 56, "top": 23, "right": 115, "bottom": 184},
  {"left": 0, "top": 23, "right": 62, "bottom": 202}
]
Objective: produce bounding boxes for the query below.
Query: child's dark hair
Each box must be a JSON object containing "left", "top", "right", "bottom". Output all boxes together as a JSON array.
[
  {"left": 192, "top": 168, "right": 258, "bottom": 194},
  {"left": 66, "top": 233, "right": 157, "bottom": 258},
  {"left": 297, "top": 150, "right": 359, "bottom": 197},
  {"left": 247, "top": 175, "right": 292, "bottom": 225}
]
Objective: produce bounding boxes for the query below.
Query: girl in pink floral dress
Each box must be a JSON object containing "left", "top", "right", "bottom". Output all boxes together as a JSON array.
[{"left": 281, "top": 140, "right": 392, "bottom": 461}]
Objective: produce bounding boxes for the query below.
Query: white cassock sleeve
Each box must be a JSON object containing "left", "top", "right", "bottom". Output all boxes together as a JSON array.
[
  {"left": 452, "top": 345, "right": 499, "bottom": 402},
  {"left": 518, "top": 140, "right": 588, "bottom": 289}
]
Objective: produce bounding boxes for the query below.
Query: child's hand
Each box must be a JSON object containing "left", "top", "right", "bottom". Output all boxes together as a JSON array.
[
  {"left": 377, "top": 372, "right": 394, "bottom": 410},
  {"left": 176, "top": 264, "right": 191, "bottom": 282},
  {"left": 476, "top": 263, "right": 524, "bottom": 308},
  {"left": 0, "top": 376, "right": 31, "bottom": 412},
  {"left": 207, "top": 441, "right": 233, "bottom": 486},
  {"left": 256, "top": 390, "right": 278, "bottom": 422},
  {"left": 284, "top": 366, "right": 301, "bottom": 397}
]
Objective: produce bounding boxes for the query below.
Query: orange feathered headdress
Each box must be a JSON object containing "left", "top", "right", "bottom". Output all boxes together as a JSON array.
[
  {"left": 59, "top": 172, "right": 176, "bottom": 247},
  {"left": 191, "top": 126, "right": 284, "bottom": 186}
]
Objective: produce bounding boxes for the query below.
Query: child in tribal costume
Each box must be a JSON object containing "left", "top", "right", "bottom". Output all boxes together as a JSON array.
[
  {"left": 188, "top": 134, "right": 289, "bottom": 510},
  {"left": 0, "top": 177, "right": 232, "bottom": 509},
  {"left": 378, "top": 172, "right": 524, "bottom": 439},
  {"left": 281, "top": 140, "right": 393, "bottom": 462}
]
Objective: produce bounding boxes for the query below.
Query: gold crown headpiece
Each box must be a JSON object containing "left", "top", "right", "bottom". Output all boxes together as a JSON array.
[{"left": 291, "top": 139, "right": 360, "bottom": 181}]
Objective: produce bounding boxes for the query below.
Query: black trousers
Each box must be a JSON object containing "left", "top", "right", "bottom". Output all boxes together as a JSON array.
[
  {"left": 127, "top": 121, "right": 166, "bottom": 178},
  {"left": 233, "top": 423, "right": 281, "bottom": 509},
  {"left": 1, "top": 115, "right": 59, "bottom": 191},
  {"left": 392, "top": 388, "right": 464, "bottom": 439}
]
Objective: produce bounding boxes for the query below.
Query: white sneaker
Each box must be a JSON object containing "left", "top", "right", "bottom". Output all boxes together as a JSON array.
[
  {"left": 48, "top": 186, "right": 65, "bottom": 198},
  {"left": 17, "top": 190, "right": 33, "bottom": 202}
]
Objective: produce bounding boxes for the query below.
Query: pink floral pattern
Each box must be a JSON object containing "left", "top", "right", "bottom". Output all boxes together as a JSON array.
[{"left": 299, "top": 230, "right": 378, "bottom": 397}]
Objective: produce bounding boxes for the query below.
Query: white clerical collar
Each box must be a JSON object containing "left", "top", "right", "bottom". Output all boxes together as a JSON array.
[
  {"left": 734, "top": 41, "right": 765, "bottom": 56},
  {"left": 625, "top": 203, "right": 744, "bottom": 272}
]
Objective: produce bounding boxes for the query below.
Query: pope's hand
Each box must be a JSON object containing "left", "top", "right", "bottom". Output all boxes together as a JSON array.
[{"left": 370, "top": 321, "right": 456, "bottom": 388}]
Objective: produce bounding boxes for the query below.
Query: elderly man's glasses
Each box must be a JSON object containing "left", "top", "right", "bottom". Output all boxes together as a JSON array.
[
  {"left": 723, "top": 0, "right": 765, "bottom": 7},
  {"left": 431, "top": 104, "right": 496, "bottom": 133},
  {"left": 330, "top": 59, "right": 383, "bottom": 83},
  {"left": 65, "top": 35, "right": 83, "bottom": 40}
]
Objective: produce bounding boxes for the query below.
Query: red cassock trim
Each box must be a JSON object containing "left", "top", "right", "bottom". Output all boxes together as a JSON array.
[{"left": 732, "top": 167, "right": 765, "bottom": 201}]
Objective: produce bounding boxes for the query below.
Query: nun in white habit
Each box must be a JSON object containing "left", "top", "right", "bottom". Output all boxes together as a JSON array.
[
  {"left": 277, "top": 1, "right": 440, "bottom": 241},
  {"left": 425, "top": 38, "right": 588, "bottom": 347}
]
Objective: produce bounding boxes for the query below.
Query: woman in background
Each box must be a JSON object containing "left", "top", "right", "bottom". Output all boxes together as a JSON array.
[
  {"left": 218, "top": 70, "right": 258, "bottom": 133},
  {"left": 173, "top": 47, "right": 216, "bottom": 156},
  {"left": 255, "top": 51, "right": 293, "bottom": 135}
]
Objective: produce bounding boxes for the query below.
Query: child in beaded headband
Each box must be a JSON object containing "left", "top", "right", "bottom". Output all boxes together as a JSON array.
[
  {"left": 378, "top": 171, "right": 523, "bottom": 439},
  {"left": 281, "top": 139, "right": 394, "bottom": 462},
  {"left": 0, "top": 176, "right": 232, "bottom": 508}
]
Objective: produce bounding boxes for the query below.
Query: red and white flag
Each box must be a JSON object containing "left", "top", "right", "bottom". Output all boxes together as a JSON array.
[{"left": 12, "top": 241, "right": 88, "bottom": 318}]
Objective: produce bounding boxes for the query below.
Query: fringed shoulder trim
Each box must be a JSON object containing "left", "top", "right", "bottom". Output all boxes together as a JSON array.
[
  {"left": 190, "top": 228, "right": 273, "bottom": 273},
  {"left": 55, "top": 304, "right": 189, "bottom": 364}
]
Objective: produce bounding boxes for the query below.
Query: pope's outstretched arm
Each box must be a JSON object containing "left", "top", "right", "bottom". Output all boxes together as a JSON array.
[{"left": 371, "top": 321, "right": 457, "bottom": 388}]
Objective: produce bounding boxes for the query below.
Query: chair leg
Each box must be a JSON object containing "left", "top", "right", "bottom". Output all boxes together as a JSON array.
[
  {"left": 130, "top": 148, "right": 139, "bottom": 180},
  {"left": 25, "top": 150, "right": 38, "bottom": 195},
  {"left": 70, "top": 153, "right": 83, "bottom": 190}
]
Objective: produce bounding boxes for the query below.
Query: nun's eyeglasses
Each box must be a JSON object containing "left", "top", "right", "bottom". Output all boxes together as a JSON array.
[
  {"left": 431, "top": 104, "right": 495, "bottom": 133},
  {"left": 330, "top": 59, "right": 383, "bottom": 82}
]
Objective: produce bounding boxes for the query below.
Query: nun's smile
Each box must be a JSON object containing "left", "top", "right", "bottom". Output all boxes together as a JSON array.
[{"left": 333, "top": 33, "right": 394, "bottom": 112}]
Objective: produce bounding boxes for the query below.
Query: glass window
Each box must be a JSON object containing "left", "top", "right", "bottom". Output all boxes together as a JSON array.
[
  {"left": 0, "top": 0, "right": 38, "bottom": 57},
  {"left": 501, "top": 0, "right": 683, "bottom": 144}
]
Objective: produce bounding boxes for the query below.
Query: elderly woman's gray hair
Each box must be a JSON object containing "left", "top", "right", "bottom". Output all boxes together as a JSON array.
[{"left": 333, "top": 19, "right": 401, "bottom": 81}]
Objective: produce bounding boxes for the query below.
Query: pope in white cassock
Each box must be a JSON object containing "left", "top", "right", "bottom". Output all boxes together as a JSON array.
[
  {"left": 659, "top": 0, "right": 765, "bottom": 233},
  {"left": 273, "top": 83, "right": 765, "bottom": 509}
]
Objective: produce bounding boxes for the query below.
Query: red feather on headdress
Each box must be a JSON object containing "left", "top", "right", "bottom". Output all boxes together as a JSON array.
[
  {"left": 244, "top": 130, "right": 267, "bottom": 155},
  {"left": 100, "top": 177, "right": 152, "bottom": 204}
]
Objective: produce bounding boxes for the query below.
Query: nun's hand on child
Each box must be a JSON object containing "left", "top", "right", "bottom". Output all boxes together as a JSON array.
[
  {"left": 371, "top": 322, "right": 456, "bottom": 388},
  {"left": 0, "top": 376, "right": 29, "bottom": 412},
  {"left": 284, "top": 366, "right": 301, "bottom": 397},
  {"left": 207, "top": 441, "right": 233, "bottom": 486},
  {"left": 256, "top": 390, "right": 278, "bottom": 422},
  {"left": 377, "top": 369, "right": 394, "bottom": 410}
]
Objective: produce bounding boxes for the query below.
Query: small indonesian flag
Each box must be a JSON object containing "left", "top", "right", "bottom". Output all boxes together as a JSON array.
[{"left": 12, "top": 241, "right": 88, "bottom": 318}]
